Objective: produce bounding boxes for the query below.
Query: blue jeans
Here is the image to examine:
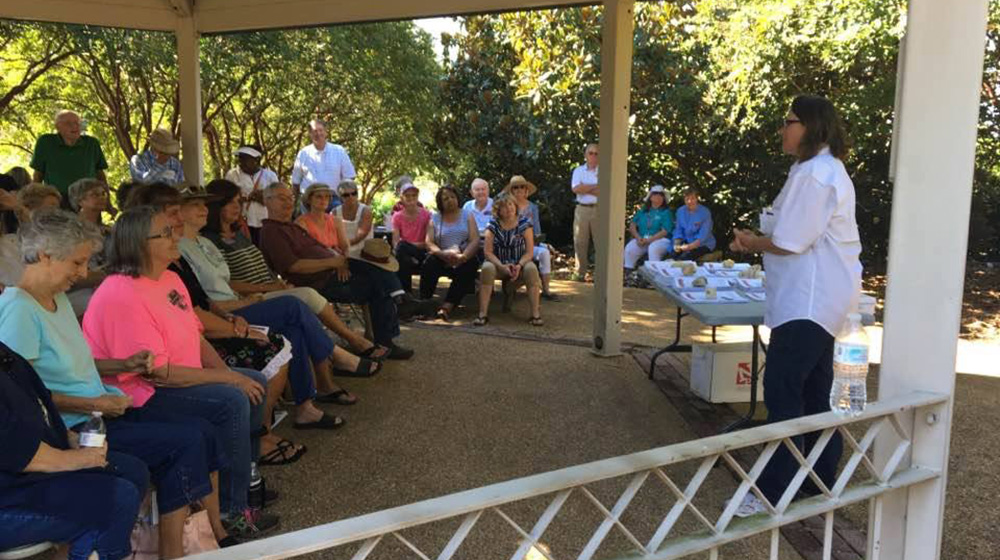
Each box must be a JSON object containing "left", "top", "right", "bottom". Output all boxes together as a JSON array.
[
  {"left": 0, "top": 451, "right": 147, "bottom": 560},
  {"left": 233, "top": 296, "right": 334, "bottom": 404},
  {"left": 139, "top": 367, "right": 265, "bottom": 514},
  {"left": 102, "top": 414, "right": 215, "bottom": 515},
  {"left": 757, "top": 320, "right": 843, "bottom": 504},
  {"left": 320, "top": 259, "right": 402, "bottom": 345}
]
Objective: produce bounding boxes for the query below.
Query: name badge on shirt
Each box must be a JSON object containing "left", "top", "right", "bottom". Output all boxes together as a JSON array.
[{"left": 760, "top": 207, "right": 776, "bottom": 236}]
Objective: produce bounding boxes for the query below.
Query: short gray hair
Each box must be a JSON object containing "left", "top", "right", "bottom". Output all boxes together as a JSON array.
[
  {"left": 67, "top": 178, "right": 108, "bottom": 211},
  {"left": 262, "top": 181, "right": 291, "bottom": 199},
  {"left": 19, "top": 209, "right": 103, "bottom": 264},
  {"left": 308, "top": 119, "right": 327, "bottom": 131}
]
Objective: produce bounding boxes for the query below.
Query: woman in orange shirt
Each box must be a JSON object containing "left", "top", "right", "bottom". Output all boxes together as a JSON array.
[{"left": 294, "top": 183, "right": 349, "bottom": 255}]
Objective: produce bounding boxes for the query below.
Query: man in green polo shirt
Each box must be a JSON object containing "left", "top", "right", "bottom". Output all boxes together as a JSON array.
[{"left": 30, "top": 110, "right": 108, "bottom": 200}]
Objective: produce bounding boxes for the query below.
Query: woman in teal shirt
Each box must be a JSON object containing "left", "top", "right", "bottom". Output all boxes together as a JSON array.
[{"left": 623, "top": 185, "right": 674, "bottom": 270}]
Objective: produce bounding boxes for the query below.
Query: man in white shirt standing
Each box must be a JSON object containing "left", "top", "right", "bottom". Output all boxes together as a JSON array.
[
  {"left": 461, "top": 177, "right": 493, "bottom": 232},
  {"left": 224, "top": 145, "right": 278, "bottom": 245},
  {"left": 570, "top": 143, "right": 600, "bottom": 280},
  {"left": 291, "top": 119, "right": 356, "bottom": 212}
]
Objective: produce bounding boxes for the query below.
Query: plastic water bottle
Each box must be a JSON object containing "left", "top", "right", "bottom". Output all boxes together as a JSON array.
[
  {"left": 830, "top": 313, "right": 870, "bottom": 416},
  {"left": 248, "top": 462, "right": 265, "bottom": 509},
  {"left": 79, "top": 411, "right": 106, "bottom": 448}
]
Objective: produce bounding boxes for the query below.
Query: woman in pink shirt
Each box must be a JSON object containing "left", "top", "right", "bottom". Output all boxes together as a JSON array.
[
  {"left": 391, "top": 181, "right": 431, "bottom": 294},
  {"left": 82, "top": 206, "right": 277, "bottom": 535}
]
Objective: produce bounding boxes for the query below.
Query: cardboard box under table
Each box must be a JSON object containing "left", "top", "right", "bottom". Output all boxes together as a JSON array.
[{"left": 690, "top": 342, "right": 766, "bottom": 403}]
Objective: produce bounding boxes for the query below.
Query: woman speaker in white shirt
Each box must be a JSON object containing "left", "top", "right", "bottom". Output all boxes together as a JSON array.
[{"left": 729, "top": 95, "right": 862, "bottom": 516}]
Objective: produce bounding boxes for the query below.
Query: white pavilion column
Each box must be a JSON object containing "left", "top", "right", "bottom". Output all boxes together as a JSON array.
[
  {"left": 176, "top": 15, "right": 204, "bottom": 184},
  {"left": 874, "top": 1, "right": 988, "bottom": 558},
  {"left": 591, "top": 0, "right": 634, "bottom": 357}
]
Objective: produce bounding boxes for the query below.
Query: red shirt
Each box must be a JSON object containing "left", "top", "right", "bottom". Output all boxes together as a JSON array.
[{"left": 260, "top": 219, "right": 338, "bottom": 289}]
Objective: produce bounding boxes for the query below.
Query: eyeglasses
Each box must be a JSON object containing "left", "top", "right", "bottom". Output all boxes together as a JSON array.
[
  {"left": 512, "top": 185, "right": 527, "bottom": 190},
  {"left": 147, "top": 226, "right": 174, "bottom": 240},
  {"left": 586, "top": 151, "right": 599, "bottom": 156},
  {"left": 341, "top": 192, "right": 358, "bottom": 198},
  {"left": 783, "top": 118, "right": 802, "bottom": 127}
]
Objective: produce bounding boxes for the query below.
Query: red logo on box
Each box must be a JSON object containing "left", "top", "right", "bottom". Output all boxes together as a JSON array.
[{"left": 736, "top": 362, "right": 752, "bottom": 386}]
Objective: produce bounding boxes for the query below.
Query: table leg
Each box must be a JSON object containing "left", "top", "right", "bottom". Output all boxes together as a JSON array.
[
  {"left": 648, "top": 306, "right": 693, "bottom": 380},
  {"left": 722, "top": 324, "right": 764, "bottom": 433}
]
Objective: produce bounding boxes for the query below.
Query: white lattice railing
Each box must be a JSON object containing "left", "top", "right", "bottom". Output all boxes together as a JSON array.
[{"left": 189, "top": 391, "right": 947, "bottom": 560}]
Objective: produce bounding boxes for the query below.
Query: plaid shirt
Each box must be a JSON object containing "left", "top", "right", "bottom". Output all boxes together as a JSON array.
[{"left": 129, "top": 149, "right": 185, "bottom": 185}]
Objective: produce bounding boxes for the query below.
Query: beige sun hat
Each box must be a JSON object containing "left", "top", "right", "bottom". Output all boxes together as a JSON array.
[
  {"left": 502, "top": 175, "right": 537, "bottom": 197},
  {"left": 149, "top": 128, "right": 180, "bottom": 155},
  {"left": 355, "top": 238, "right": 399, "bottom": 272}
]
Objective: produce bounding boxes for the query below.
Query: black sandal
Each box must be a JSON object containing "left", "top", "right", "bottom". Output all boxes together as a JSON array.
[
  {"left": 357, "top": 344, "right": 390, "bottom": 360},
  {"left": 293, "top": 413, "right": 345, "bottom": 430},
  {"left": 331, "top": 357, "right": 382, "bottom": 378},
  {"left": 528, "top": 316, "right": 545, "bottom": 327},
  {"left": 435, "top": 307, "right": 451, "bottom": 322},
  {"left": 473, "top": 315, "right": 489, "bottom": 326},
  {"left": 316, "top": 389, "right": 358, "bottom": 405},
  {"left": 259, "top": 439, "right": 307, "bottom": 466}
]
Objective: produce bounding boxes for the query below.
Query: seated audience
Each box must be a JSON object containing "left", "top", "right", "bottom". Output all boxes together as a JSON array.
[
  {"left": 333, "top": 180, "right": 373, "bottom": 258},
  {"left": 124, "top": 184, "right": 303, "bottom": 463},
  {"left": 0, "top": 209, "right": 234, "bottom": 554},
  {"left": 419, "top": 185, "right": 480, "bottom": 321},
  {"left": 672, "top": 186, "right": 716, "bottom": 261},
  {"left": 623, "top": 184, "right": 674, "bottom": 270},
  {"left": 204, "top": 179, "right": 388, "bottom": 360},
  {"left": 82, "top": 205, "right": 279, "bottom": 538},
  {"left": 130, "top": 128, "right": 184, "bottom": 185},
  {"left": 125, "top": 183, "right": 353, "bottom": 445},
  {"left": 260, "top": 182, "right": 430, "bottom": 359},
  {"left": 175, "top": 185, "right": 375, "bottom": 419},
  {"left": 462, "top": 177, "right": 493, "bottom": 232},
  {"left": 475, "top": 193, "right": 543, "bottom": 327},
  {"left": 224, "top": 145, "right": 276, "bottom": 245},
  {"left": 0, "top": 341, "right": 145, "bottom": 560},
  {"left": 391, "top": 179, "right": 431, "bottom": 294},
  {"left": 504, "top": 175, "right": 558, "bottom": 301},
  {"left": 295, "top": 183, "right": 349, "bottom": 255}
]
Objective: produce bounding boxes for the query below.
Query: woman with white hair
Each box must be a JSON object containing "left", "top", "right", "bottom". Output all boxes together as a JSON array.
[
  {"left": 0, "top": 209, "right": 236, "bottom": 553},
  {"left": 623, "top": 184, "right": 674, "bottom": 272}
]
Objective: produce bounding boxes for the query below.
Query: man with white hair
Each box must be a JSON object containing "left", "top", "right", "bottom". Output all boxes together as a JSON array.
[
  {"left": 461, "top": 178, "right": 493, "bottom": 231},
  {"left": 570, "top": 142, "right": 600, "bottom": 280},
  {"left": 129, "top": 128, "right": 185, "bottom": 185},
  {"left": 225, "top": 145, "right": 277, "bottom": 244},
  {"left": 30, "top": 110, "right": 108, "bottom": 201},
  {"left": 291, "top": 119, "right": 355, "bottom": 210}
]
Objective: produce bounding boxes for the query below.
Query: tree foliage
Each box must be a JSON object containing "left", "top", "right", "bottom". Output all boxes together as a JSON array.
[
  {"left": 0, "top": 20, "right": 440, "bottom": 203},
  {"left": 432, "top": 0, "right": 1000, "bottom": 264}
]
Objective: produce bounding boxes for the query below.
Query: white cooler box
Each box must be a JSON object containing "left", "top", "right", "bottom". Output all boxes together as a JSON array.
[{"left": 690, "top": 342, "right": 766, "bottom": 403}]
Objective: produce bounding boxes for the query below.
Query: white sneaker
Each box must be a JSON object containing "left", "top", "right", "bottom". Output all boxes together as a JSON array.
[{"left": 733, "top": 493, "right": 769, "bottom": 518}]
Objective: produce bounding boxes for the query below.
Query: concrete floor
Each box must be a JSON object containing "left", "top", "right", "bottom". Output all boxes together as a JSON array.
[{"left": 263, "top": 325, "right": 804, "bottom": 559}]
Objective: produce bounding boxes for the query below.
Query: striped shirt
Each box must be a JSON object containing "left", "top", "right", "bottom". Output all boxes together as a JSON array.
[
  {"left": 203, "top": 231, "right": 275, "bottom": 285},
  {"left": 488, "top": 217, "right": 530, "bottom": 265},
  {"left": 432, "top": 209, "right": 472, "bottom": 251}
]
